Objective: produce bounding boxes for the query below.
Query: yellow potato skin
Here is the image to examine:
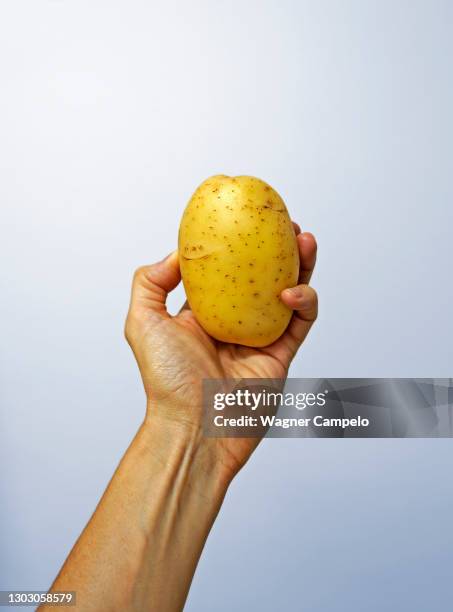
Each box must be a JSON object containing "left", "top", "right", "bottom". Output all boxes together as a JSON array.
[{"left": 178, "top": 175, "right": 299, "bottom": 347}]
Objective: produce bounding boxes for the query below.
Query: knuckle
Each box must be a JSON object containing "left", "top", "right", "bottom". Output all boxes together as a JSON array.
[
  {"left": 133, "top": 266, "right": 147, "bottom": 282},
  {"left": 133, "top": 264, "right": 158, "bottom": 287}
]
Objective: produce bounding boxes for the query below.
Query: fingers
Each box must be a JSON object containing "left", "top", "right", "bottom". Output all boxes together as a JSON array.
[
  {"left": 297, "top": 232, "right": 317, "bottom": 285},
  {"left": 269, "top": 284, "right": 318, "bottom": 364},
  {"left": 292, "top": 221, "right": 301, "bottom": 235},
  {"left": 281, "top": 285, "right": 318, "bottom": 322},
  {"left": 129, "top": 251, "right": 180, "bottom": 318}
]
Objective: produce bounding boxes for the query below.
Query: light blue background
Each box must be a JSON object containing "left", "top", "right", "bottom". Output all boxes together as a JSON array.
[{"left": 1, "top": 1, "right": 452, "bottom": 610}]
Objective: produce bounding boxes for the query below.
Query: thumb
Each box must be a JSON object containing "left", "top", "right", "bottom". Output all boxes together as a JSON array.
[{"left": 128, "top": 251, "right": 181, "bottom": 318}]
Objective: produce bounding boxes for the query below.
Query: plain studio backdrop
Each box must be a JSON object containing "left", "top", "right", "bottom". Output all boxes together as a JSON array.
[{"left": 1, "top": 1, "right": 452, "bottom": 610}]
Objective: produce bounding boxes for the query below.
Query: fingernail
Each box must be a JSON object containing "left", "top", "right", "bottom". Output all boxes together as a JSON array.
[{"left": 288, "top": 287, "right": 303, "bottom": 299}]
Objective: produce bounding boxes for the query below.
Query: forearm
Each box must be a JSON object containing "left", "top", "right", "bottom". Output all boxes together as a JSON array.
[{"left": 41, "top": 414, "right": 230, "bottom": 612}]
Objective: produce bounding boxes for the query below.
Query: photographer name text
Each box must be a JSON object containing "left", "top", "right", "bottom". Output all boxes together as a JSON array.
[{"left": 212, "top": 414, "right": 370, "bottom": 429}]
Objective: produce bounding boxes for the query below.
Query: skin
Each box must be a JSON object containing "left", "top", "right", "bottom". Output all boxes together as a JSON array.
[{"left": 40, "top": 225, "right": 317, "bottom": 612}]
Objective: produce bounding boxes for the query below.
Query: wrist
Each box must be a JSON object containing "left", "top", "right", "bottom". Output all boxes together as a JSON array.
[{"left": 140, "top": 409, "right": 233, "bottom": 499}]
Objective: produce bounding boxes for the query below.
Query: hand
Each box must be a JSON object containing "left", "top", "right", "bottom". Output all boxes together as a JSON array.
[{"left": 125, "top": 223, "right": 318, "bottom": 480}]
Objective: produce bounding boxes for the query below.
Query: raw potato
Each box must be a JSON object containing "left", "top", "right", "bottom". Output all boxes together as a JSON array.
[{"left": 178, "top": 175, "right": 299, "bottom": 347}]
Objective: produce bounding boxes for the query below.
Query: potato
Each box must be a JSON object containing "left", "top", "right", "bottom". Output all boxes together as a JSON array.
[{"left": 178, "top": 175, "right": 299, "bottom": 347}]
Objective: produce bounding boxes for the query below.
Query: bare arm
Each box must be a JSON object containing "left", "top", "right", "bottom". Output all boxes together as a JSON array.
[
  {"left": 41, "top": 229, "right": 317, "bottom": 611},
  {"left": 44, "top": 418, "right": 229, "bottom": 611}
]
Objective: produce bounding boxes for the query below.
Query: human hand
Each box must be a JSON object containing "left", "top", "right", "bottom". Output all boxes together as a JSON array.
[{"left": 125, "top": 223, "right": 317, "bottom": 480}]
